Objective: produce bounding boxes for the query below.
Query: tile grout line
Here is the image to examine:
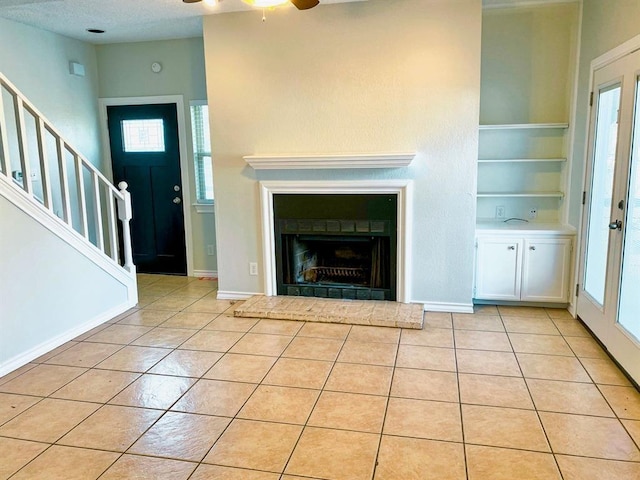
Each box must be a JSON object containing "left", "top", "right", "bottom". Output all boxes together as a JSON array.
[
  {"left": 1, "top": 280, "right": 181, "bottom": 479},
  {"left": 276, "top": 320, "right": 354, "bottom": 479},
  {"left": 368, "top": 322, "right": 403, "bottom": 480},
  {"left": 451, "top": 311, "right": 471, "bottom": 480},
  {"left": 122, "top": 304, "right": 266, "bottom": 472},
  {"left": 5, "top": 280, "right": 224, "bottom": 480},
  {"left": 190, "top": 316, "right": 318, "bottom": 476},
  {"left": 554, "top": 312, "right": 640, "bottom": 454},
  {"left": 100, "top": 277, "right": 224, "bottom": 480},
  {"left": 501, "top": 308, "right": 566, "bottom": 480}
]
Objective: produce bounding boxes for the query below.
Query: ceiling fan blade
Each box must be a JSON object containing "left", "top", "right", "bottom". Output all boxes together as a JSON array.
[
  {"left": 290, "top": 0, "right": 320, "bottom": 10},
  {"left": 182, "top": 0, "right": 202, "bottom": 3}
]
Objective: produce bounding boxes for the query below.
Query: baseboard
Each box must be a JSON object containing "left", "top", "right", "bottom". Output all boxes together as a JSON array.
[
  {"left": 0, "top": 299, "right": 136, "bottom": 378},
  {"left": 217, "top": 290, "right": 261, "bottom": 300},
  {"left": 193, "top": 270, "right": 218, "bottom": 279},
  {"left": 474, "top": 299, "right": 570, "bottom": 309},
  {"left": 420, "top": 301, "right": 474, "bottom": 314}
]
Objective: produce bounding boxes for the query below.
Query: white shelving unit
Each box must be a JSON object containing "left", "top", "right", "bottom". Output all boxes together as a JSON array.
[
  {"left": 477, "top": 122, "right": 569, "bottom": 223},
  {"left": 475, "top": 124, "right": 574, "bottom": 304},
  {"left": 476, "top": 2, "right": 580, "bottom": 304}
]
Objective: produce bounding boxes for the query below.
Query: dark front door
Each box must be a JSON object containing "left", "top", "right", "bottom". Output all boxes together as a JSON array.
[{"left": 107, "top": 103, "right": 187, "bottom": 275}]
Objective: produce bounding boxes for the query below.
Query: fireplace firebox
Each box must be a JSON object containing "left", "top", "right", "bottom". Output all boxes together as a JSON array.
[{"left": 274, "top": 194, "right": 397, "bottom": 300}]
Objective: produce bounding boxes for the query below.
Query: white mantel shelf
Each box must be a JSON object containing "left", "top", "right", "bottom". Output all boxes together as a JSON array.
[{"left": 243, "top": 153, "right": 416, "bottom": 170}]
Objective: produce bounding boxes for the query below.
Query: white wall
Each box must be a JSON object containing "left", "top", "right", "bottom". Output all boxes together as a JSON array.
[
  {"left": 0, "top": 17, "right": 101, "bottom": 167},
  {"left": 568, "top": 0, "right": 640, "bottom": 227},
  {"left": 478, "top": 3, "right": 580, "bottom": 223},
  {"left": 0, "top": 19, "right": 136, "bottom": 376},
  {"left": 96, "top": 38, "right": 217, "bottom": 274},
  {"left": 480, "top": 4, "right": 579, "bottom": 125},
  {"left": 203, "top": 0, "right": 482, "bottom": 307},
  {"left": 0, "top": 194, "right": 131, "bottom": 374}
]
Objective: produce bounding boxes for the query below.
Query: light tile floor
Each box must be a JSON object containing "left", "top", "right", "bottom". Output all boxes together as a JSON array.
[{"left": 0, "top": 274, "right": 639, "bottom": 479}]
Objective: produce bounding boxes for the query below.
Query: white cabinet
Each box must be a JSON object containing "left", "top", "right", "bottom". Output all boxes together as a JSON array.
[
  {"left": 521, "top": 237, "right": 572, "bottom": 302},
  {"left": 475, "top": 237, "right": 523, "bottom": 301},
  {"left": 475, "top": 228, "right": 573, "bottom": 303}
]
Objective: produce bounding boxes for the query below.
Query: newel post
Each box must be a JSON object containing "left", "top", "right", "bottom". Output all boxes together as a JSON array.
[{"left": 117, "top": 181, "right": 135, "bottom": 273}]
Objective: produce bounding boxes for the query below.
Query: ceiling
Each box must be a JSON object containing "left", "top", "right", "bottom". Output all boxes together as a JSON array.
[
  {"left": 0, "top": 0, "right": 571, "bottom": 45},
  {"left": 0, "top": 0, "right": 368, "bottom": 44}
]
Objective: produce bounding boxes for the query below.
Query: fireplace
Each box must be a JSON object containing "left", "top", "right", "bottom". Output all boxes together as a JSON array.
[
  {"left": 274, "top": 194, "right": 397, "bottom": 300},
  {"left": 259, "top": 180, "right": 412, "bottom": 303}
]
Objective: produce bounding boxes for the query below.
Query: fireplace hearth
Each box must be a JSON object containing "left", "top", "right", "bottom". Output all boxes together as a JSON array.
[{"left": 274, "top": 194, "right": 397, "bottom": 301}]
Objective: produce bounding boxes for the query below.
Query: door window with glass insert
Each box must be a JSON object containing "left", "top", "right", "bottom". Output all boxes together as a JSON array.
[
  {"left": 583, "top": 85, "right": 621, "bottom": 307},
  {"left": 618, "top": 75, "right": 640, "bottom": 342}
]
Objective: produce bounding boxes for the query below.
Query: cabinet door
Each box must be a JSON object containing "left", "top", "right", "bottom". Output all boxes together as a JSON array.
[
  {"left": 521, "top": 238, "right": 572, "bottom": 302},
  {"left": 475, "top": 237, "right": 523, "bottom": 300}
]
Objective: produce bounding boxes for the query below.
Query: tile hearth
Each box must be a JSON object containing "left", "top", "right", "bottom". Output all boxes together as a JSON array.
[
  {"left": 0, "top": 274, "right": 639, "bottom": 479},
  {"left": 233, "top": 295, "right": 424, "bottom": 329}
]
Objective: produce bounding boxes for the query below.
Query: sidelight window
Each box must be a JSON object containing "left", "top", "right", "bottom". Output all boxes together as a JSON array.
[{"left": 190, "top": 101, "right": 213, "bottom": 202}]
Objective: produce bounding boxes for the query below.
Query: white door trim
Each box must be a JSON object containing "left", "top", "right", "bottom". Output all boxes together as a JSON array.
[
  {"left": 258, "top": 180, "right": 413, "bottom": 303},
  {"left": 590, "top": 34, "right": 640, "bottom": 72},
  {"left": 577, "top": 40, "right": 640, "bottom": 383},
  {"left": 98, "top": 95, "right": 194, "bottom": 277}
]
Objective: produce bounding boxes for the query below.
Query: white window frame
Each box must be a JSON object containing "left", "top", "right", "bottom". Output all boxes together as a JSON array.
[{"left": 190, "top": 100, "right": 214, "bottom": 212}]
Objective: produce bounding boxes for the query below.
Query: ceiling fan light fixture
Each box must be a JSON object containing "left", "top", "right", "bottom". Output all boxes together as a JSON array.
[{"left": 242, "top": 0, "right": 289, "bottom": 8}]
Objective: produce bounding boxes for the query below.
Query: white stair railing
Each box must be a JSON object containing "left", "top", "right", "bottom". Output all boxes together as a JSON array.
[{"left": 0, "top": 72, "right": 134, "bottom": 273}]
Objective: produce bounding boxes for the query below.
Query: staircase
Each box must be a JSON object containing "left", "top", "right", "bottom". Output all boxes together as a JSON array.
[{"left": 0, "top": 72, "right": 137, "bottom": 376}]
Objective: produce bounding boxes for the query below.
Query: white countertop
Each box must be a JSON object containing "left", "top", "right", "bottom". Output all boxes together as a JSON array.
[{"left": 476, "top": 220, "right": 577, "bottom": 235}]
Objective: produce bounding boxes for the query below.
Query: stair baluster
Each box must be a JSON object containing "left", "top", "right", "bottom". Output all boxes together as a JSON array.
[{"left": 0, "top": 71, "right": 135, "bottom": 274}]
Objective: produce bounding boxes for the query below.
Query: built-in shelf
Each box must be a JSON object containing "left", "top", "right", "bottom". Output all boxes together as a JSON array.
[
  {"left": 477, "top": 192, "right": 564, "bottom": 198},
  {"left": 479, "top": 123, "right": 569, "bottom": 130},
  {"left": 243, "top": 153, "right": 416, "bottom": 170},
  {"left": 478, "top": 158, "right": 566, "bottom": 163}
]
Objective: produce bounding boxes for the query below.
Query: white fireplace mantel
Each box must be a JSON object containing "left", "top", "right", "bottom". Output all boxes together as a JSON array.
[{"left": 244, "top": 153, "right": 415, "bottom": 170}]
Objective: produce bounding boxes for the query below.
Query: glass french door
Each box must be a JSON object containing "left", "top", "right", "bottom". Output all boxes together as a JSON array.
[{"left": 577, "top": 47, "right": 640, "bottom": 384}]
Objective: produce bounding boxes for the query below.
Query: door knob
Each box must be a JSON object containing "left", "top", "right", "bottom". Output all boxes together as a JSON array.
[
  {"left": 529, "top": 246, "right": 536, "bottom": 251},
  {"left": 608, "top": 219, "right": 622, "bottom": 230},
  {"left": 507, "top": 246, "right": 515, "bottom": 250},
  {"left": 173, "top": 197, "right": 181, "bottom": 204}
]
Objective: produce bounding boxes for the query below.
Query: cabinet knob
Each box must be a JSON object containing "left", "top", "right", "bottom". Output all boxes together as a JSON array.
[
  {"left": 529, "top": 246, "right": 536, "bottom": 251},
  {"left": 508, "top": 246, "right": 515, "bottom": 250}
]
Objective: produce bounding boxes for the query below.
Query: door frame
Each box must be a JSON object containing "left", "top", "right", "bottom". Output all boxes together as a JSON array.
[
  {"left": 98, "top": 95, "right": 194, "bottom": 277},
  {"left": 572, "top": 33, "right": 640, "bottom": 315}
]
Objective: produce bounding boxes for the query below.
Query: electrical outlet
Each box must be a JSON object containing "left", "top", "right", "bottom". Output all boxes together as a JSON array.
[
  {"left": 207, "top": 245, "right": 215, "bottom": 256},
  {"left": 495, "top": 205, "right": 506, "bottom": 219},
  {"left": 528, "top": 207, "right": 538, "bottom": 219},
  {"left": 249, "top": 262, "right": 258, "bottom": 276}
]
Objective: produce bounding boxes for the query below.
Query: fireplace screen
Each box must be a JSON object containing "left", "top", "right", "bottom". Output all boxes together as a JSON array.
[{"left": 274, "top": 194, "right": 397, "bottom": 301}]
